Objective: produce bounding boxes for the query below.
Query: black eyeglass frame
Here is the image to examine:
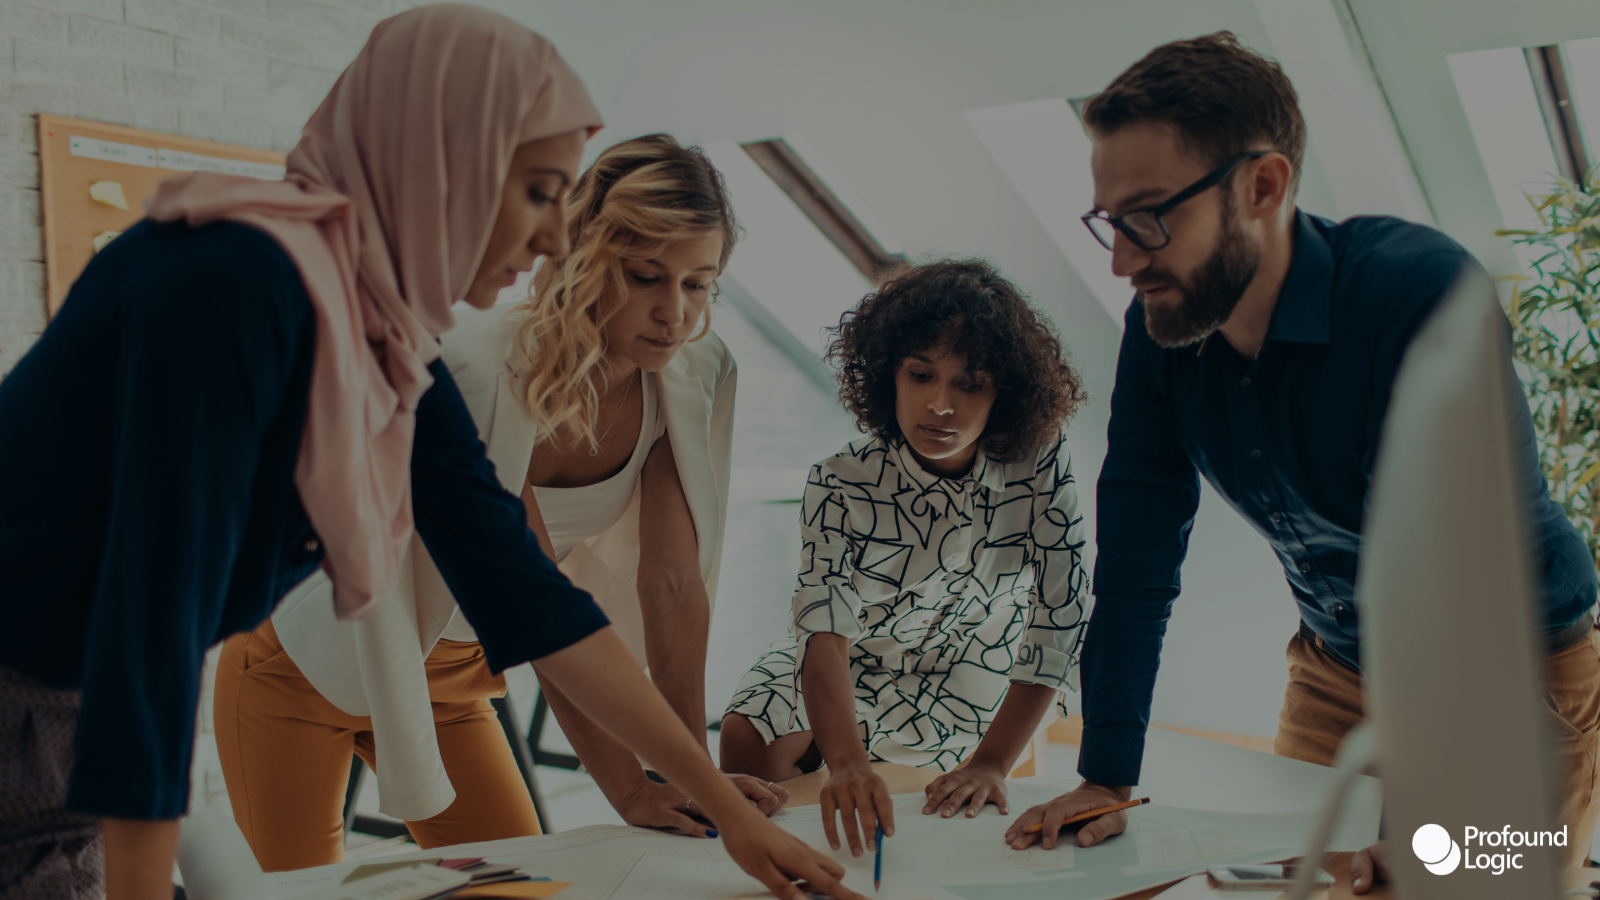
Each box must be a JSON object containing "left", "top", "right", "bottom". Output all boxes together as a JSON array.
[{"left": 1081, "top": 150, "right": 1272, "bottom": 251}]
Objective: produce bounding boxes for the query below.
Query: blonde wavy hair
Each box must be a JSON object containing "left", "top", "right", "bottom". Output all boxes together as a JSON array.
[{"left": 511, "top": 134, "right": 737, "bottom": 450}]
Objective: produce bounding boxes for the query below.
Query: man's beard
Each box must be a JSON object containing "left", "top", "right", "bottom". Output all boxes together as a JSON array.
[{"left": 1137, "top": 201, "right": 1261, "bottom": 348}]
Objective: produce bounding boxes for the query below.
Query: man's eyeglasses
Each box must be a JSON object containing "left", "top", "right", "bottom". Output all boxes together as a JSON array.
[{"left": 1081, "top": 150, "right": 1270, "bottom": 252}]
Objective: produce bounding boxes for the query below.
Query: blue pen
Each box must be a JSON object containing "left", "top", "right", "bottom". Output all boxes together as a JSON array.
[{"left": 874, "top": 824, "right": 883, "bottom": 891}]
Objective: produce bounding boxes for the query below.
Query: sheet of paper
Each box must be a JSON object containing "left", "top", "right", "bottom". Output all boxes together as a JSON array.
[
  {"left": 764, "top": 793, "right": 1305, "bottom": 900},
  {"left": 1148, "top": 872, "right": 1329, "bottom": 900},
  {"left": 263, "top": 764, "right": 1373, "bottom": 900},
  {"left": 610, "top": 854, "right": 767, "bottom": 900},
  {"left": 453, "top": 882, "right": 572, "bottom": 899}
]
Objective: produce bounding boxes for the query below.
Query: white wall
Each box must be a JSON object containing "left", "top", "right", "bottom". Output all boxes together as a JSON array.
[{"left": 0, "top": 0, "right": 407, "bottom": 374}]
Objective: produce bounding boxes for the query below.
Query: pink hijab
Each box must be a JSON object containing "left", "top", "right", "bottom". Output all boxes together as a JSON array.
[{"left": 146, "top": 4, "right": 603, "bottom": 619}]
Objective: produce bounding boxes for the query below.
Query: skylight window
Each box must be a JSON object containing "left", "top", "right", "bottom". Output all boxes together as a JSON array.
[
  {"left": 1448, "top": 46, "right": 1564, "bottom": 234},
  {"left": 1565, "top": 37, "right": 1600, "bottom": 171},
  {"left": 702, "top": 141, "right": 871, "bottom": 359},
  {"left": 965, "top": 98, "right": 1133, "bottom": 326},
  {"left": 740, "top": 135, "right": 904, "bottom": 280}
]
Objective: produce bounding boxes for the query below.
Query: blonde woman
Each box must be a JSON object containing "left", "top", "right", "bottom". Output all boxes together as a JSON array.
[{"left": 216, "top": 134, "right": 780, "bottom": 869}]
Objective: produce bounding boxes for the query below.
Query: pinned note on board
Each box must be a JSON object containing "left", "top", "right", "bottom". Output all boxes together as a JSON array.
[
  {"left": 87, "top": 181, "right": 129, "bottom": 210},
  {"left": 39, "top": 114, "right": 288, "bottom": 316}
]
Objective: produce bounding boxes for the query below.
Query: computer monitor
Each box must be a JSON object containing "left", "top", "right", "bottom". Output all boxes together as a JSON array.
[{"left": 1294, "top": 268, "right": 1562, "bottom": 898}]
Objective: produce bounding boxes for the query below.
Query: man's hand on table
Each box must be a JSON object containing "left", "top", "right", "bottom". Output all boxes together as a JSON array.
[
  {"left": 1004, "top": 781, "right": 1133, "bottom": 850},
  {"left": 1350, "top": 840, "right": 1390, "bottom": 894}
]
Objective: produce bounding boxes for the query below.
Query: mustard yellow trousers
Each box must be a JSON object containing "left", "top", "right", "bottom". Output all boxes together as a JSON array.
[
  {"left": 1274, "top": 627, "right": 1600, "bottom": 866},
  {"left": 214, "top": 621, "right": 540, "bottom": 872}
]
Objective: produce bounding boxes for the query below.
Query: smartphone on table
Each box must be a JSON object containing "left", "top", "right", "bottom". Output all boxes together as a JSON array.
[{"left": 1207, "top": 864, "right": 1333, "bottom": 890}]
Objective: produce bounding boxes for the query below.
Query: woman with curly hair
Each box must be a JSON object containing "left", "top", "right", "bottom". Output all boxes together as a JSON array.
[
  {"left": 721, "top": 259, "right": 1091, "bottom": 857},
  {"left": 217, "top": 134, "right": 792, "bottom": 867}
]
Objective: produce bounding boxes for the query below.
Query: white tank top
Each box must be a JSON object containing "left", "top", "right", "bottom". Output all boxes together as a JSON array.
[{"left": 440, "top": 375, "right": 665, "bottom": 642}]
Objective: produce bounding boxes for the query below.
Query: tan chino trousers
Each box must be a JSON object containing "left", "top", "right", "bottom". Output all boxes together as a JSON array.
[
  {"left": 213, "top": 621, "right": 541, "bottom": 872},
  {"left": 1273, "top": 626, "right": 1600, "bottom": 865}
]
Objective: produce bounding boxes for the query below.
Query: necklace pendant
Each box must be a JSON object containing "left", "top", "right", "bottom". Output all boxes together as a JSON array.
[{"left": 589, "top": 447, "right": 599, "bottom": 456}]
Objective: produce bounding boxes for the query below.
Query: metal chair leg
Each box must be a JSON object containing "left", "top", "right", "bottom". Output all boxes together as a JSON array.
[
  {"left": 342, "top": 755, "right": 365, "bottom": 834},
  {"left": 491, "top": 695, "right": 551, "bottom": 831},
  {"left": 525, "top": 689, "right": 582, "bottom": 770}
]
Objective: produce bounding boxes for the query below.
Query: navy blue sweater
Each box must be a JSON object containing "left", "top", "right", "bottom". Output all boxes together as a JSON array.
[{"left": 0, "top": 220, "right": 607, "bottom": 819}]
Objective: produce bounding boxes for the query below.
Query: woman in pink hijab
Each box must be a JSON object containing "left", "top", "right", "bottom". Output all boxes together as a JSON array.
[{"left": 0, "top": 6, "right": 861, "bottom": 900}]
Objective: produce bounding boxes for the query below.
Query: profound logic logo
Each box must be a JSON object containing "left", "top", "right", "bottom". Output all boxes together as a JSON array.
[
  {"left": 1412, "top": 824, "right": 1461, "bottom": 874},
  {"left": 1412, "top": 823, "right": 1568, "bottom": 875}
]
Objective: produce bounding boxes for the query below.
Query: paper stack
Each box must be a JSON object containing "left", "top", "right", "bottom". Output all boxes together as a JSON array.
[{"left": 333, "top": 859, "right": 569, "bottom": 900}]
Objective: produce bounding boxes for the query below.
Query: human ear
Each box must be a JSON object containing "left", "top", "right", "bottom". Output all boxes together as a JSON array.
[{"left": 1244, "top": 153, "right": 1293, "bottom": 221}]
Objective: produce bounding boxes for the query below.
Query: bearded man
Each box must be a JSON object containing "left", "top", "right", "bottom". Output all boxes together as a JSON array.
[{"left": 1002, "top": 32, "right": 1600, "bottom": 893}]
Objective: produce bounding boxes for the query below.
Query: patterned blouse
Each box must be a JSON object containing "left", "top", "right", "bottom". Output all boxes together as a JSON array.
[{"left": 728, "top": 433, "right": 1089, "bottom": 770}]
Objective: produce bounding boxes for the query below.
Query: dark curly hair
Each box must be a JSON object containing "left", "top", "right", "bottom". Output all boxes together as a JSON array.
[{"left": 826, "top": 259, "right": 1086, "bottom": 463}]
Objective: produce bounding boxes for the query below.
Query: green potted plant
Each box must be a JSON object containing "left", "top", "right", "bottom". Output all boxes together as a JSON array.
[{"left": 1498, "top": 173, "right": 1600, "bottom": 570}]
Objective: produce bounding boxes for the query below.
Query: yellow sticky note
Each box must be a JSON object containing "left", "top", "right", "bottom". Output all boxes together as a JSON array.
[
  {"left": 452, "top": 882, "right": 571, "bottom": 899},
  {"left": 88, "top": 181, "right": 129, "bottom": 210},
  {"left": 91, "top": 231, "right": 122, "bottom": 253}
]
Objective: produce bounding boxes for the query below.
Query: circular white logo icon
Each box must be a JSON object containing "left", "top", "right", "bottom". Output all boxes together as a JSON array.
[{"left": 1413, "top": 824, "right": 1461, "bottom": 875}]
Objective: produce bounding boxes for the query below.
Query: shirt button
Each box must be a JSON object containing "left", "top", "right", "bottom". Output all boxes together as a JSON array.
[
  {"left": 1298, "top": 561, "right": 1312, "bottom": 574},
  {"left": 1331, "top": 603, "right": 1346, "bottom": 614},
  {"left": 304, "top": 538, "right": 320, "bottom": 552},
  {"left": 1270, "top": 512, "right": 1283, "bottom": 524},
  {"left": 1250, "top": 449, "right": 1263, "bottom": 461},
  {"left": 1240, "top": 377, "right": 1252, "bottom": 387}
]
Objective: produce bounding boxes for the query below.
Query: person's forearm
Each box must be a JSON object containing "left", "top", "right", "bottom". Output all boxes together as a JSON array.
[
  {"left": 800, "top": 633, "right": 870, "bottom": 770},
  {"left": 532, "top": 627, "right": 758, "bottom": 826},
  {"left": 1077, "top": 588, "right": 1174, "bottom": 786},
  {"left": 538, "top": 676, "right": 660, "bottom": 809},
  {"left": 967, "top": 682, "right": 1059, "bottom": 773},
  {"left": 640, "top": 580, "right": 710, "bottom": 747},
  {"left": 103, "top": 818, "right": 181, "bottom": 900}
]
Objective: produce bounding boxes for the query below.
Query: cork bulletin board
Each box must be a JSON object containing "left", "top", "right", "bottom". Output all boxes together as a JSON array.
[{"left": 37, "top": 114, "right": 288, "bottom": 316}]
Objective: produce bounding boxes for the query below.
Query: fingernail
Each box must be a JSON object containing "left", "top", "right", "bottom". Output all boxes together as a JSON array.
[
  {"left": 706, "top": 829, "right": 718, "bottom": 838},
  {"left": 1353, "top": 878, "right": 1364, "bottom": 888},
  {"left": 966, "top": 810, "right": 976, "bottom": 817}
]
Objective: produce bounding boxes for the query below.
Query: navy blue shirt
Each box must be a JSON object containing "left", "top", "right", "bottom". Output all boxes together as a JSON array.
[
  {"left": 0, "top": 220, "right": 608, "bottom": 819},
  {"left": 1078, "top": 212, "right": 1597, "bottom": 787}
]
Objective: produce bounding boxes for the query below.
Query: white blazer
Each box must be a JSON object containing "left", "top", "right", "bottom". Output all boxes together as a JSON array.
[{"left": 270, "top": 304, "right": 736, "bottom": 821}]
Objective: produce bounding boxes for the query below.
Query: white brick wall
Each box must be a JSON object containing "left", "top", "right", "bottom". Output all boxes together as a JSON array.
[{"left": 0, "top": 0, "right": 419, "bottom": 375}]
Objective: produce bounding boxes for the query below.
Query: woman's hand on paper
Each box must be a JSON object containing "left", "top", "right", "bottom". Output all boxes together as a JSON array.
[
  {"left": 923, "top": 762, "right": 1008, "bottom": 819},
  {"left": 619, "top": 775, "right": 789, "bottom": 837},
  {"left": 720, "top": 808, "right": 869, "bottom": 900},
  {"left": 618, "top": 780, "right": 718, "bottom": 838},
  {"left": 819, "top": 762, "right": 895, "bottom": 858},
  {"left": 724, "top": 773, "right": 790, "bottom": 816},
  {"left": 1004, "top": 781, "right": 1132, "bottom": 850}
]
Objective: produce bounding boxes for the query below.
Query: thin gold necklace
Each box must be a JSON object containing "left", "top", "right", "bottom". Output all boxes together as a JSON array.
[{"left": 590, "top": 371, "right": 637, "bottom": 456}]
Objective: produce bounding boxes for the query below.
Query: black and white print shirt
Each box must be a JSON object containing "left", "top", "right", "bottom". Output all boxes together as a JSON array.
[{"left": 790, "top": 433, "right": 1089, "bottom": 746}]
